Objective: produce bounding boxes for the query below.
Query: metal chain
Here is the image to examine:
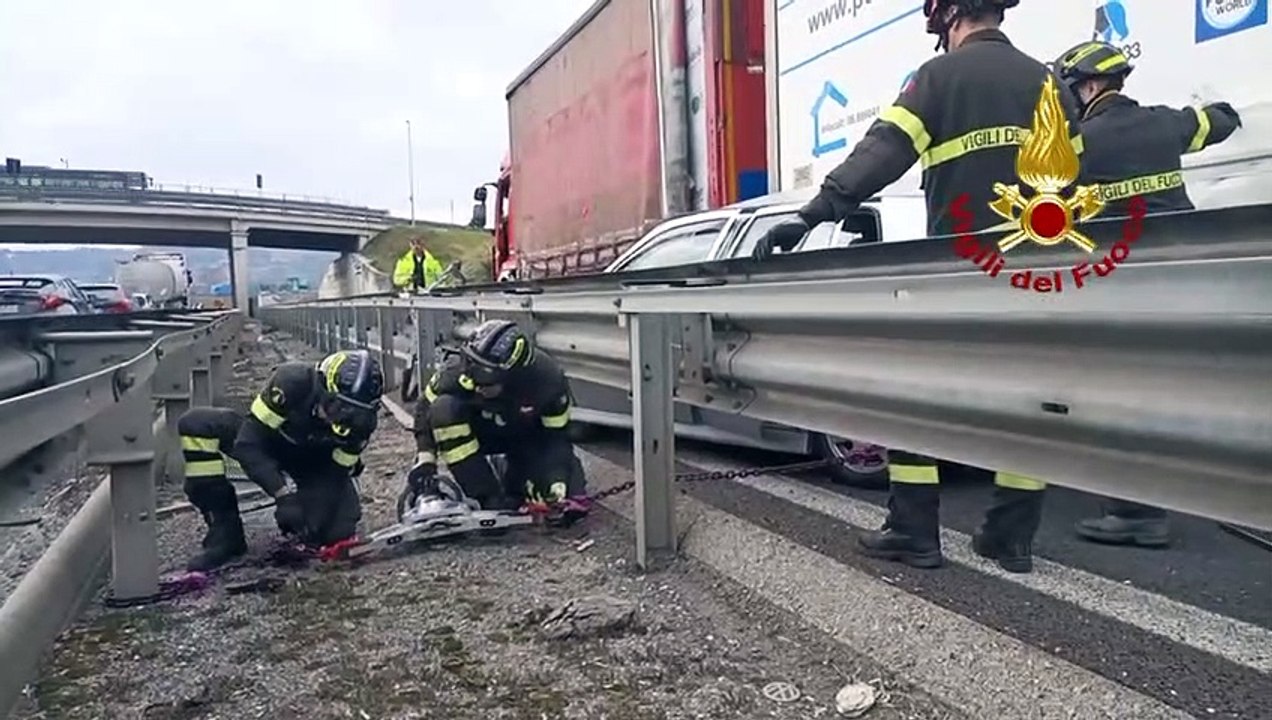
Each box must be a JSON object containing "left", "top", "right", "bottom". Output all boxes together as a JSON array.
[{"left": 586, "top": 457, "right": 838, "bottom": 504}]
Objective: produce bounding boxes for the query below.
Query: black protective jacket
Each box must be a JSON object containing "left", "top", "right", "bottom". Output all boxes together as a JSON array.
[
  {"left": 235, "top": 362, "right": 375, "bottom": 495},
  {"left": 799, "top": 29, "right": 1084, "bottom": 237},
  {"left": 1079, "top": 92, "right": 1241, "bottom": 216},
  {"left": 413, "top": 351, "right": 573, "bottom": 462}
]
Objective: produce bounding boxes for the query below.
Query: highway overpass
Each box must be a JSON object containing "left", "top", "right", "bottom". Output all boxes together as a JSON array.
[{"left": 0, "top": 186, "right": 393, "bottom": 311}]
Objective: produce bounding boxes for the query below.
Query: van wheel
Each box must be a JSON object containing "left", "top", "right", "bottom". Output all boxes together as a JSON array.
[
  {"left": 812, "top": 434, "right": 888, "bottom": 488},
  {"left": 567, "top": 421, "right": 602, "bottom": 444}
]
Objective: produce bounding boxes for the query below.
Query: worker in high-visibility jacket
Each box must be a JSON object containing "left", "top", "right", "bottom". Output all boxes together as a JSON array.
[
  {"left": 1051, "top": 40, "right": 1241, "bottom": 548},
  {"left": 393, "top": 237, "right": 444, "bottom": 293},
  {"left": 403, "top": 319, "right": 589, "bottom": 525},
  {"left": 177, "top": 349, "right": 383, "bottom": 571}
]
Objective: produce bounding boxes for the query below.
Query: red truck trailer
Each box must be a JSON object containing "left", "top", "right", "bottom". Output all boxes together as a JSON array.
[{"left": 472, "top": 0, "right": 768, "bottom": 281}]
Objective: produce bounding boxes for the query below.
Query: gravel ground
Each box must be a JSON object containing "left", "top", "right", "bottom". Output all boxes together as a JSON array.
[
  {"left": 0, "top": 455, "right": 103, "bottom": 606},
  {"left": 12, "top": 330, "right": 964, "bottom": 720}
]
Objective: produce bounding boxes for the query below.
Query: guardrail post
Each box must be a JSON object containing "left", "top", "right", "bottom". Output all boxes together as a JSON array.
[
  {"left": 190, "top": 341, "right": 213, "bottom": 407},
  {"left": 46, "top": 332, "right": 162, "bottom": 601},
  {"left": 376, "top": 305, "right": 395, "bottom": 385},
  {"left": 341, "top": 305, "right": 355, "bottom": 348},
  {"left": 355, "top": 306, "right": 370, "bottom": 349},
  {"left": 209, "top": 344, "right": 228, "bottom": 406},
  {"left": 628, "top": 312, "right": 677, "bottom": 569},
  {"left": 151, "top": 341, "right": 193, "bottom": 483},
  {"left": 414, "top": 308, "right": 455, "bottom": 385}
]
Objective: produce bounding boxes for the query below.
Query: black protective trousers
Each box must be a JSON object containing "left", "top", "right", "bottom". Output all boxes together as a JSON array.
[
  {"left": 177, "top": 407, "right": 361, "bottom": 545},
  {"left": 427, "top": 395, "right": 585, "bottom": 507}
]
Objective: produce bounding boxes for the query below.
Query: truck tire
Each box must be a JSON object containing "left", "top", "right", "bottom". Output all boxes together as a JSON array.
[{"left": 811, "top": 434, "right": 889, "bottom": 488}]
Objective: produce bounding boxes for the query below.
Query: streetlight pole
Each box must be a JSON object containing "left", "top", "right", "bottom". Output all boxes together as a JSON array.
[{"left": 406, "top": 119, "right": 416, "bottom": 225}]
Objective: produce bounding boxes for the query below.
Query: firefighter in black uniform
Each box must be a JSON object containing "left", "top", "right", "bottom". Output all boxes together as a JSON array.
[
  {"left": 403, "top": 319, "right": 589, "bottom": 524},
  {"left": 1054, "top": 40, "right": 1241, "bottom": 218},
  {"left": 1052, "top": 40, "right": 1241, "bottom": 548},
  {"left": 178, "top": 349, "right": 384, "bottom": 571},
  {"left": 753, "top": 0, "right": 1082, "bottom": 573}
]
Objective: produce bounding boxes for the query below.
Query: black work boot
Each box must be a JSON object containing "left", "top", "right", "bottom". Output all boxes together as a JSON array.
[
  {"left": 857, "top": 484, "right": 943, "bottom": 568},
  {"left": 973, "top": 486, "right": 1044, "bottom": 573},
  {"left": 187, "top": 512, "right": 247, "bottom": 572},
  {"left": 1075, "top": 511, "right": 1169, "bottom": 547}
]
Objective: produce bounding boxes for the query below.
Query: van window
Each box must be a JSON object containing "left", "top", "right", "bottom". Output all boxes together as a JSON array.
[{"left": 731, "top": 209, "right": 882, "bottom": 259}]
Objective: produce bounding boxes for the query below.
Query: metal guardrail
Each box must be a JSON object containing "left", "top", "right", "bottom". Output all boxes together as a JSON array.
[
  {"left": 0, "top": 309, "right": 243, "bottom": 716},
  {"left": 260, "top": 205, "right": 1272, "bottom": 567}
]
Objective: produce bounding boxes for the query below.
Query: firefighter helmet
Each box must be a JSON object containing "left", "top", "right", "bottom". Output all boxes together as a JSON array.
[
  {"left": 1053, "top": 41, "right": 1134, "bottom": 99},
  {"left": 461, "top": 319, "right": 533, "bottom": 385},
  {"left": 316, "top": 350, "right": 384, "bottom": 429},
  {"left": 924, "top": 0, "right": 1019, "bottom": 50}
]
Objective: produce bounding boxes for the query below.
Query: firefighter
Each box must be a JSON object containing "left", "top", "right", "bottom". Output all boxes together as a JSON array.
[
  {"left": 402, "top": 319, "right": 589, "bottom": 524},
  {"left": 393, "top": 236, "right": 444, "bottom": 293},
  {"left": 1052, "top": 40, "right": 1241, "bottom": 547},
  {"left": 752, "top": 0, "right": 1080, "bottom": 573},
  {"left": 178, "top": 349, "right": 384, "bottom": 571},
  {"left": 1054, "top": 40, "right": 1241, "bottom": 217}
]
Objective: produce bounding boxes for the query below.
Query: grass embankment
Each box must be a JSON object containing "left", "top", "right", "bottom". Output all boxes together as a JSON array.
[{"left": 362, "top": 223, "right": 493, "bottom": 283}]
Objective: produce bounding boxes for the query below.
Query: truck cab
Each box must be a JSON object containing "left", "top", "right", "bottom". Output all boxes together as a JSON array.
[{"left": 472, "top": 154, "right": 516, "bottom": 282}]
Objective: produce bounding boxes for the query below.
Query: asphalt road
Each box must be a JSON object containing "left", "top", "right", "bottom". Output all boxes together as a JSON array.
[{"left": 578, "top": 428, "right": 1271, "bottom": 720}]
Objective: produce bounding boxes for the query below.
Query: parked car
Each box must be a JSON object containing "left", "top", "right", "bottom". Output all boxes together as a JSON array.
[
  {"left": 80, "top": 283, "right": 134, "bottom": 313},
  {"left": 562, "top": 188, "right": 928, "bottom": 487},
  {"left": 0, "top": 275, "right": 96, "bottom": 316}
]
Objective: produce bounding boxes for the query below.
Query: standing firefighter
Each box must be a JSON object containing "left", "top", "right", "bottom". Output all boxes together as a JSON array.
[
  {"left": 402, "top": 319, "right": 590, "bottom": 525},
  {"left": 393, "top": 236, "right": 445, "bottom": 293},
  {"left": 1052, "top": 39, "right": 1242, "bottom": 547},
  {"left": 178, "top": 350, "right": 384, "bottom": 571},
  {"left": 752, "top": 0, "right": 1082, "bottom": 573}
]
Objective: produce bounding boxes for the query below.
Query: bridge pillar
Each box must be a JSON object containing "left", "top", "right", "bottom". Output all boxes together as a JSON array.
[{"left": 229, "top": 227, "right": 251, "bottom": 315}]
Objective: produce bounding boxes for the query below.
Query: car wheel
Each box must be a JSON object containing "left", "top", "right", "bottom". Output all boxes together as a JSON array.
[{"left": 812, "top": 434, "right": 889, "bottom": 488}]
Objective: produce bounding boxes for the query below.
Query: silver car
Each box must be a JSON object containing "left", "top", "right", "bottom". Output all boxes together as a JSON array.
[{"left": 563, "top": 188, "right": 927, "bottom": 487}]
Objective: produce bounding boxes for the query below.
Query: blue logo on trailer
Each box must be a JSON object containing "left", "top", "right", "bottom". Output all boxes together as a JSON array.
[
  {"left": 1195, "top": 0, "right": 1267, "bottom": 42},
  {"left": 811, "top": 81, "right": 849, "bottom": 158},
  {"left": 1094, "top": 0, "right": 1130, "bottom": 42}
]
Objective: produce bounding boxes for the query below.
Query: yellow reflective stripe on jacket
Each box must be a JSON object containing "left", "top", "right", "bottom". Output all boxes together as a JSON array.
[
  {"left": 1187, "top": 106, "right": 1210, "bottom": 153},
  {"left": 184, "top": 459, "right": 226, "bottom": 478},
  {"left": 440, "top": 439, "right": 479, "bottom": 465},
  {"left": 994, "top": 472, "right": 1046, "bottom": 491},
  {"left": 332, "top": 448, "right": 360, "bottom": 467},
  {"left": 458, "top": 374, "right": 476, "bottom": 391},
  {"left": 250, "top": 395, "right": 285, "bottom": 429},
  {"left": 921, "top": 126, "right": 1084, "bottom": 169},
  {"left": 879, "top": 105, "right": 932, "bottom": 156},
  {"left": 433, "top": 423, "right": 472, "bottom": 442},
  {"left": 424, "top": 382, "right": 439, "bottom": 402},
  {"left": 888, "top": 463, "right": 939, "bottom": 484},
  {"left": 180, "top": 436, "right": 219, "bottom": 452},
  {"left": 541, "top": 407, "right": 570, "bottom": 429},
  {"left": 1097, "top": 170, "right": 1184, "bottom": 202}
]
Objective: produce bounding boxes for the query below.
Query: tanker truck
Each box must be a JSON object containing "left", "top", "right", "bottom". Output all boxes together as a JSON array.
[{"left": 114, "top": 252, "right": 193, "bottom": 309}]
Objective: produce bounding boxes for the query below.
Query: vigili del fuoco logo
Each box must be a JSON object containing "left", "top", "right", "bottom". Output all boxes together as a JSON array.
[{"left": 950, "top": 75, "right": 1147, "bottom": 292}]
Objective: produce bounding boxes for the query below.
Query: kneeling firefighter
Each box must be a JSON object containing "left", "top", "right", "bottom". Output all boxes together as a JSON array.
[
  {"left": 178, "top": 349, "right": 384, "bottom": 571},
  {"left": 402, "top": 319, "right": 590, "bottom": 524}
]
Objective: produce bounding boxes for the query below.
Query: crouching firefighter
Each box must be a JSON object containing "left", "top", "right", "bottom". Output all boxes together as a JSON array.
[
  {"left": 402, "top": 319, "right": 590, "bottom": 525},
  {"left": 177, "top": 349, "right": 384, "bottom": 571}
]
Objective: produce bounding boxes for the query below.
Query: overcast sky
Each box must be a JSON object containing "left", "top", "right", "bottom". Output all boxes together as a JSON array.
[{"left": 0, "top": 0, "right": 595, "bottom": 223}]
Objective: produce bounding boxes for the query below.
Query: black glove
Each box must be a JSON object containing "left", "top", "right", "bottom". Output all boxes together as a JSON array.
[
  {"left": 273, "top": 490, "right": 307, "bottom": 537},
  {"left": 751, "top": 218, "right": 810, "bottom": 260},
  {"left": 407, "top": 452, "right": 438, "bottom": 492},
  {"left": 1209, "top": 101, "right": 1241, "bottom": 126},
  {"left": 398, "top": 453, "right": 438, "bottom": 520}
]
